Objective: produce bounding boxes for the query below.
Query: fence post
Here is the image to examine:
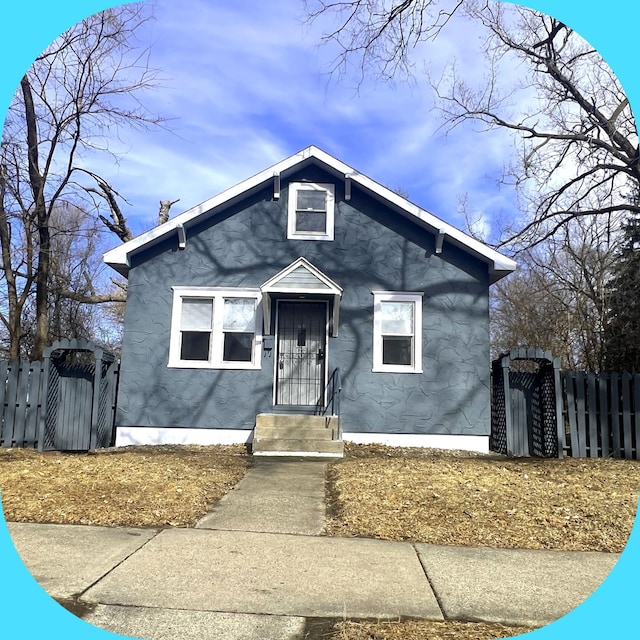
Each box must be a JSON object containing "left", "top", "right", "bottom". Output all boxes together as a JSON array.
[
  {"left": 502, "top": 357, "right": 514, "bottom": 456},
  {"left": 553, "top": 358, "right": 564, "bottom": 458},
  {"left": 0, "top": 361, "right": 10, "bottom": 447},
  {"left": 599, "top": 374, "right": 610, "bottom": 458},
  {"left": 36, "top": 351, "right": 52, "bottom": 452},
  {"left": 610, "top": 374, "right": 621, "bottom": 458},
  {"left": 587, "top": 373, "right": 599, "bottom": 457},
  {"left": 622, "top": 372, "right": 633, "bottom": 459},
  {"left": 89, "top": 348, "right": 103, "bottom": 450},
  {"left": 2, "top": 362, "right": 21, "bottom": 448}
]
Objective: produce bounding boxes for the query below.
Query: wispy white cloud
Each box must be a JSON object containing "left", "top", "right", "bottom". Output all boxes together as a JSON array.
[{"left": 70, "top": 0, "right": 537, "bottom": 241}]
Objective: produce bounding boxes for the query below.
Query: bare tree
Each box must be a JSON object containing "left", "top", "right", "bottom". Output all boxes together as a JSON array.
[
  {"left": 9, "top": 203, "right": 115, "bottom": 357},
  {"left": 0, "top": 4, "right": 162, "bottom": 359},
  {"left": 307, "top": 1, "right": 638, "bottom": 366},
  {"left": 491, "top": 216, "right": 619, "bottom": 370},
  {"left": 158, "top": 198, "right": 180, "bottom": 225},
  {"left": 307, "top": 1, "right": 639, "bottom": 250},
  {"left": 305, "top": 0, "right": 467, "bottom": 81},
  {"left": 431, "top": 4, "right": 638, "bottom": 250}
]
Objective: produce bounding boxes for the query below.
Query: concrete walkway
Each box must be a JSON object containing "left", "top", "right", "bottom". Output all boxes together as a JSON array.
[
  {"left": 195, "top": 458, "right": 327, "bottom": 535},
  {"left": 6, "top": 458, "right": 621, "bottom": 640}
]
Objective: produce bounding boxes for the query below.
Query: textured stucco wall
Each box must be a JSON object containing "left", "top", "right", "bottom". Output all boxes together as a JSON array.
[{"left": 116, "top": 165, "right": 491, "bottom": 436}]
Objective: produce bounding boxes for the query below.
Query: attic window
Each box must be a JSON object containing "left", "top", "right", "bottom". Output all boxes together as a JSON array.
[{"left": 287, "top": 182, "right": 335, "bottom": 241}]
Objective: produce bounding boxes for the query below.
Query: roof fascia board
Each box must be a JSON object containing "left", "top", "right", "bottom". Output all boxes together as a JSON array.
[
  {"left": 103, "top": 149, "right": 323, "bottom": 271},
  {"left": 103, "top": 145, "right": 516, "bottom": 279}
]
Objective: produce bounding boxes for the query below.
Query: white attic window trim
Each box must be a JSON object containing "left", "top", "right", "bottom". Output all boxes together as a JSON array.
[{"left": 287, "top": 182, "right": 335, "bottom": 241}]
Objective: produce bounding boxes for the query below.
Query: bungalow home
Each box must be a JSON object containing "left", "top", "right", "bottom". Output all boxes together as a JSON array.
[{"left": 104, "top": 146, "right": 516, "bottom": 456}]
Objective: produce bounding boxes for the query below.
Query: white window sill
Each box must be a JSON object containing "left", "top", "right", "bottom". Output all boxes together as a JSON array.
[
  {"left": 372, "top": 365, "right": 423, "bottom": 374},
  {"left": 168, "top": 360, "right": 261, "bottom": 370},
  {"left": 287, "top": 232, "right": 334, "bottom": 241}
]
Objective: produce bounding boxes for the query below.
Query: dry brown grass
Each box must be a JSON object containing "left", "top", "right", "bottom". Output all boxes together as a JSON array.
[
  {"left": 0, "top": 445, "right": 250, "bottom": 527},
  {"left": 326, "top": 619, "right": 535, "bottom": 640},
  {"left": 325, "top": 443, "right": 640, "bottom": 552},
  {"left": 2, "top": 442, "right": 630, "bottom": 640}
]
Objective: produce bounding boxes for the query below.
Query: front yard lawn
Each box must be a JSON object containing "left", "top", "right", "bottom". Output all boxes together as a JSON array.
[
  {"left": 0, "top": 445, "right": 250, "bottom": 527},
  {"left": 325, "top": 443, "right": 640, "bottom": 553},
  {"left": 2, "top": 442, "right": 635, "bottom": 640}
]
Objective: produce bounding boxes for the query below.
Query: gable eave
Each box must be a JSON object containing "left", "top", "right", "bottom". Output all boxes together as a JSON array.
[
  {"left": 102, "top": 147, "right": 330, "bottom": 275},
  {"left": 334, "top": 166, "right": 516, "bottom": 282},
  {"left": 103, "top": 145, "right": 516, "bottom": 281}
]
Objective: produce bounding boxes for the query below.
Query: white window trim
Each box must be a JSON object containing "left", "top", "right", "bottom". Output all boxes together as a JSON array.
[
  {"left": 168, "top": 287, "right": 262, "bottom": 370},
  {"left": 372, "top": 291, "right": 423, "bottom": 374},
  {"left": 287, "top": 182, "right": 335, "bottom": 241}
]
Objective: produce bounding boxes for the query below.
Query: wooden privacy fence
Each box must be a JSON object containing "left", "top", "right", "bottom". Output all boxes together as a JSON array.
[
  {"left": 491, "top": 348, "right": 640, "bottom": 460},
  {"left": 564, "top": 371, "right": 640, "bottom": 459},
  {"left": 0, "top": 339, "right": 119, "bottom": 451},
  {"left": 0, "top": 360, "right": 44, "bottom": 449}
]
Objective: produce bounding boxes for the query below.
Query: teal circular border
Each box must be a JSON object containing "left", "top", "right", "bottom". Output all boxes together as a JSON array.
[{"left": 1, "top": 1, "right": 638, "bottom": 638}]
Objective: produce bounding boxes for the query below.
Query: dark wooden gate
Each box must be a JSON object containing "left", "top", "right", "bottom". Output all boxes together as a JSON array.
[
  {"left": 491, "top": 348, "right": 564, "bottom": 458},
  {"left": 37, "top": 339, "right": 118, "bottom": 452}
]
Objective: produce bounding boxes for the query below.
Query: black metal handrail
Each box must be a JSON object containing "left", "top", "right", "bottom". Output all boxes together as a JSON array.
[{"left": 315, "top": 367, "right": 341, "bottom": 426}]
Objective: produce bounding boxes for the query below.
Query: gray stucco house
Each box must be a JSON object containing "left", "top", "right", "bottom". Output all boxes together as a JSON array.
[{"left": 104, "top": 146, "right": 515, "bottom": 455}]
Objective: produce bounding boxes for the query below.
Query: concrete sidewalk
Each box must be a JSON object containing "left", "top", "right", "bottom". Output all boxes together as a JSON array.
[{"left": 6, "top": 458, "right": 621, "bottom": 640}]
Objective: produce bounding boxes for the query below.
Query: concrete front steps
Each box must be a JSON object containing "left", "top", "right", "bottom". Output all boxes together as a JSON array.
[{"left": 252, "top": 413, "right": 343, "bottom": 457}]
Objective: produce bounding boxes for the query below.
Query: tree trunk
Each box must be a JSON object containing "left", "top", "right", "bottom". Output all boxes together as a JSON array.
[
  {"left": 34, "top": 222, "right": 51, "bottom": 359},
  {"left": 0, "top": 171, "right": 22, "bottom": 359},
  {"left": 21, "top": 75, "right": 49, "bottom": 360}
]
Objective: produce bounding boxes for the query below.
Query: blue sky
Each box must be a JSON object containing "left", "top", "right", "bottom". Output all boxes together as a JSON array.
[
  {"left": 0, "top": 0, "right": 636, "bottom": 249},
  {"left": 94, "top": 0, "right": 517, "bottom": 240},
  {"left": 3, "top": 0, "right": 529, "bottom": 243},
  {"left": 1, "top": 4, "right": 640, "bottom": 639}
]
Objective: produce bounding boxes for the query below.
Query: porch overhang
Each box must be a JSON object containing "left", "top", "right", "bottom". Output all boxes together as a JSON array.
[{"left": 260, "top": 257, "right": 343, "bottom": 337}]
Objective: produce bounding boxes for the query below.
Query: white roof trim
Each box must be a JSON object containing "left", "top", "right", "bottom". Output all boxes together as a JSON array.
[{"left": 103, "top": 145, "right": 516, "bottom": 281}]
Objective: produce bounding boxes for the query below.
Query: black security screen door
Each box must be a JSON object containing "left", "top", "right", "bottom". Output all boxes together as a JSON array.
[{"left": 276, "top": 301, "right": 327, "bottom": 406}]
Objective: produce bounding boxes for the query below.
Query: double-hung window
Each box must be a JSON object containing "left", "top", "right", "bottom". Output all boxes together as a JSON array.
[
  {"left": 179, "top": 297, "right": 214, "bottom": 361},
  {"left": 287, "top": 182, "right": 335, "bottom": 241},
  {"left": 169, "top": 288, "right": 261, "bottom": 369},
  {"left": 372, "top": 292, "right": 423, "bottom": 373}
]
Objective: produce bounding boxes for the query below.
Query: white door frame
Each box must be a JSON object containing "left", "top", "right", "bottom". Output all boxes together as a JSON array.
[{"left": 273, "top": 299, "right": 329, "bottom": 407}]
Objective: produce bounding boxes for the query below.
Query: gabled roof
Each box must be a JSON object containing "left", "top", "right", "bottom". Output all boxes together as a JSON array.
[{"left": 103, "top": 145, "right": 516, "bottom": 283}]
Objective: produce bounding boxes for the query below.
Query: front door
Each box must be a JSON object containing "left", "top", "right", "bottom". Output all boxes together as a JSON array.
[{"left": 275, "top": 301, "right": 327, "bottom": 406}]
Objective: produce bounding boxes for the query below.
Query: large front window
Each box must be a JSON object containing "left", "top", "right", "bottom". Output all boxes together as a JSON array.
[
  {"left": 372, "top": 292, "right": 423, "bottom": 373},
  {"left": 169, "top": 288, "right": 261, "bottom": 369}
]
